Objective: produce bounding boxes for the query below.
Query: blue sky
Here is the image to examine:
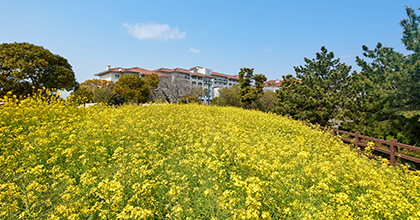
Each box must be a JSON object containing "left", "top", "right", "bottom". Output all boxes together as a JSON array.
[{"left": 1, "top": 1, "right": 419, "bottom": 83}]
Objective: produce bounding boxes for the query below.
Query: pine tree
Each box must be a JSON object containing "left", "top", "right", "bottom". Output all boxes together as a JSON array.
[
  {"left": 342, "top": 6, "right": 420, "bottom": 144},
  {"left": 238, "top": 68, "right": 267, "bottom": 109},
  {"left": 274, "top": 47, "right": 351, "bottom": 126}
]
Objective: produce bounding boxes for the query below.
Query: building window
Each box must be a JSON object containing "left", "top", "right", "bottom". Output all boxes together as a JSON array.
[{"left": 115, "top": 74, "right": 120, "bottom": 79}]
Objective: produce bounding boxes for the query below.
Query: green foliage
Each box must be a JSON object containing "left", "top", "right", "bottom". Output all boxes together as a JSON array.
[
  {"left": 253, "top": 73, "right": 267, "bottom": 94},
  {"left": 341, "top": 7, "right": 420, "bottom": 145},
  {"left": 295, "top": 46, "right": 351, "bottom": 94},
  {"left": 70, "top": 86, "right": 93, "bottom": 104},
  {"left": 80, "top": 79, "right": 114, "bottom": 90},
  {"left": 143, "top": 73, "right": 160, "bottom": 89},
  {"left": 401, "top": 6, "right": 420, "bottom": 57},
  {"left": 91, "top": 85, "right": 115, "bottom": 105},
  {"left": 341, "top": 44, "right": 407, "bottom": 138},
  {"left": 0, "top": 42, "right": 77, "bottom": 97},
  {"left": 71, "top": 79, "right": 125, "bottom": 106},
  {"left": 274, "top": 75, "right": 334, "bottom": 125},
  {"left": 238, "top": 68, "right": 267, "bottom": 108},
  {"left": 113, "top": 74, "right": 150, "bottom": 104},
  {"left": 213, "top": 84, "right": 278, "bottom": 113},
  {"left": 143, "top": 73, "right": 160, "bottom": 101},
  {"left": 274, "top": 47, "right": 351, "bottom": 126},
  {"left": 254, "top": 90, "right": 278, "bottom": 113},
  {"left": 179, "top": 87, "right": 205, "bottom": 104},
  {"left": 212, "top": 84, "right": 241, "bottom": 107},
  {"left": 83, "top": 79, "right": 115, "bottom": 104}
]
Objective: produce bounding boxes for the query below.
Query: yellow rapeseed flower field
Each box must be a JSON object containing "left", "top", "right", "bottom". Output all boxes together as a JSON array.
[{"left": 1, "top": 93, "right": 420, "bottom": 219}]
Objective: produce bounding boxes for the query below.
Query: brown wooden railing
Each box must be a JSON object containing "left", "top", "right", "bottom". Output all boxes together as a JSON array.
[{"left": 316, "top": 126, "right": 420, "bottom": 168}]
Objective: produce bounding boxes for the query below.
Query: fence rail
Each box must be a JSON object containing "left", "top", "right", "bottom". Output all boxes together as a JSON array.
[{"left": 316, "top": 126, "right": 420, "bottom": 168}]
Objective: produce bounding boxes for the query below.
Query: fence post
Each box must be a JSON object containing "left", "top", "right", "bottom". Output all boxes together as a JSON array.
[
  {"left": 355, "top": 132, "right": 361, "bottom": 149},
  {"left": 332, "top": 127, "right": 337, "bottom": 137},
  {"left": 389, "top": 139, "right": 398, "bottom": 165}
]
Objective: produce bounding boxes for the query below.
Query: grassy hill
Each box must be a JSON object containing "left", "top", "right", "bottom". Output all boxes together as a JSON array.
[{"left": 1, "top": 93, "right": 419, "bottom": 219}]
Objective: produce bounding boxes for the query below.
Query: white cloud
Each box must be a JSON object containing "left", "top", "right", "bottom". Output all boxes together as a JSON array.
[
  {"left": 122, "top": 22, "right": 186, "bottom": 40},
  {"left": 339, "top": 55, "right": 350, "bottom": 59},
  {"left": 188, "top": 47, "right": 200, "bottom": 53}
]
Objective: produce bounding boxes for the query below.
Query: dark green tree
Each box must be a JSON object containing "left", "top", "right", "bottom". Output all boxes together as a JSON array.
[
  {"left": 399, "top": 6, "right": 420, "bottom": 114},
  {"left": 295, "top": 46, "right": 351, "bottom": 94},
  {"left": 401, "top": 6, "right": 420, "bottom": 58},
  {"left": 342, "top": 44, "right": 407, "bottom": 139},
  {"left": 238, "top": 68, "right": 267, "bottom": 108},
  {"left": 0, "top": 42, "right": 77, "bottom": 97},
  {"left": 342, "top": 6, "right": 420, "bottom": 144},
  {"left": 273, "top": 47, "right": 351, "bottom": 126},
  {"left": 143, "top": 73, "right": 160, "bottom": 101},
  {"left": 274, "top": 75, "right": 336, "bottom": 125},
  {"left": 113, "top": 74, "right": 150, "bottom": 104}
]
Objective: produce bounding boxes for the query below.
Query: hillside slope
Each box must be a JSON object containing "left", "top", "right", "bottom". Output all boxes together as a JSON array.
[{"left": 1, "top": 95, "right": 419, "bottom": 219}]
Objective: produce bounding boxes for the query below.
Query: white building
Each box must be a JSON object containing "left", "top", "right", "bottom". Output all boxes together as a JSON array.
[
  {"left": 94, "top": 65, "right": 166, "bottom": 82},
  {"left": 94, "top": 65, "right": 240, "bottom": 100},
  {"left": 263, "top": 79, "right": 283, "bottom": 92}
]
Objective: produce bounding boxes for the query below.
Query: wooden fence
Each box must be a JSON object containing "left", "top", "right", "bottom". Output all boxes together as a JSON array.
[{"left": 316, "top": 126, "right": 420, "bottom": 169}]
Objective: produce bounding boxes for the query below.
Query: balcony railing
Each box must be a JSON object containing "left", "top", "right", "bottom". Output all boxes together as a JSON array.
[{"left": 214, "top": 78, "right": 228, "bottom": 82}]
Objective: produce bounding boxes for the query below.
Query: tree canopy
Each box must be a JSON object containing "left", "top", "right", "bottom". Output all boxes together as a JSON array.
[
  {"left": 0, "top": 42, "right": 77, "bottom": 97},
  {"left": 274, "top": 47, "right": 351, "bottom": 126},
  {"left": 158, "top": 76, "right": 203, "bottom": 104},
  {"left": 212, "top": 84, "right": 241, "bottom": 107},
  {"left": 80, "top": 79, "right": 114, "bottom": 90},
  {"left": 113, "top": 74, "right": 150, "bottom": 104},
  {"left": 238, "top": 68, "right": 267, "bottom": 108},
  {"left": 341, "top": 6, "right": 420, "bottom": 144},
  {"left": 71, "top": 79, "right": 125, "bottom": 105},
  {"left": 143, "top": 73, "right": 160, "bottom": 101}
]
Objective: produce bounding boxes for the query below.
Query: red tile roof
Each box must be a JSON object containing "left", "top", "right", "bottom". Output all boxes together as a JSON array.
[
  {"left": 154, "top": 67, "right": 214, "bottom": 78},
  {"left": 189, "top": 66, "right": 203, "bottom": 70},
  {"left": 264, "top": 80, "right": 283, "bottom": 86},
  {"left": 189, "top": 67, "right": 238, "bottom": 79},
  {"left": 97, "top": 66, "right": 235, "bottom": 79},
  {"left": 153, "top": 68, "right": 172, "bottom": 72},
  {"left": 109, "top": 67, "right": 126, "bottom": 71},
  {"left": 211, "top": 71, "right": 239, "bottom": 79},
  {"left": 128, "top": 67, "right": 154, "bottom": 74},
  {"left": 191, "top": 72, "right": 214, "bottom": 78},
  {"left": 107, "top": 67, "right": 166, "bottom": 76},
  {"left": 173, "top": 68, "right": 192, "bottom": 74}
]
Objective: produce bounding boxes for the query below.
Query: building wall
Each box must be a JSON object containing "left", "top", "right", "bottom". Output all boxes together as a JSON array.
[
  {"left": 263, "top": 86, "right": 280, "bottom": 92},
  {"left": 213, "top": 87, "right": 221, "bottom": 98},
  {"left": 99, "top": 72, "right": 113, "bottom": 82},
  {"left": 96, "top": 66, "right": 240, "bottom": 101}
]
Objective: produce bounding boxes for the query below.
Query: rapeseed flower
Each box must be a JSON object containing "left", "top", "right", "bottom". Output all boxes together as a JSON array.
[{"left": 1, "top": 93, "right": 420, "bottom": 219}]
